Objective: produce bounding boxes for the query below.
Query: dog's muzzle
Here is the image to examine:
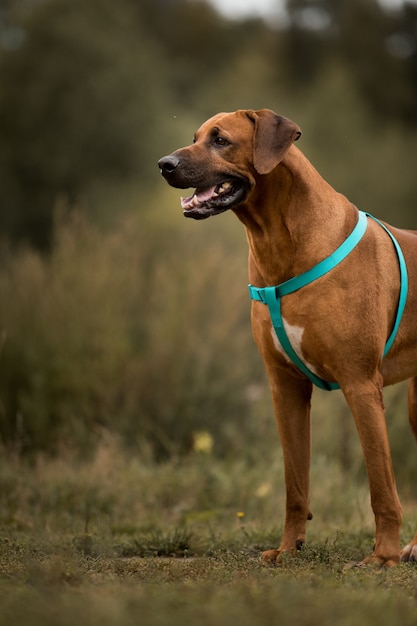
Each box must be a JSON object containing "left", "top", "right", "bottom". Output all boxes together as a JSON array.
[{"left": 158, "top": 155, "right": 249, "bottom": 219}]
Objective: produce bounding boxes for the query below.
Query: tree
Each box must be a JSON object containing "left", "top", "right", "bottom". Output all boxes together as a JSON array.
[{"left": 0, "top": 0, "right": 172, "bottom": 247}]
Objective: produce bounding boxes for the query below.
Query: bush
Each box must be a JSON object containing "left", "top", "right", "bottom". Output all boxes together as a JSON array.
[{"left": 0, "top": 206, "right": 264, "bottom": 459}]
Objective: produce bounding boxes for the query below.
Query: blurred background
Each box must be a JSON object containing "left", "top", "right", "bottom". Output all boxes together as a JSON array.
[{"left": 0, "top": 0, "right": 416, "bottom": 490}]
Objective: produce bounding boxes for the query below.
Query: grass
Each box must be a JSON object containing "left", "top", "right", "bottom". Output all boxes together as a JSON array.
[{"left": 1, "top": 438, "right": 417, "bottom": 626}]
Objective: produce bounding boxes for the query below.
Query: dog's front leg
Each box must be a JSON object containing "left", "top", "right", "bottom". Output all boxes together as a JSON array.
[
  {"left": 343, "top": 376, "right": 402, "bottom": 567},
  {"left": 262, "top": 371, "right": 313, "bottom": 564}
]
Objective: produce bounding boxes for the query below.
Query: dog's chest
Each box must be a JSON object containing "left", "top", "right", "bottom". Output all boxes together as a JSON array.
[{"left": 270, "top": 318, "right": 320, "bottom": 376}]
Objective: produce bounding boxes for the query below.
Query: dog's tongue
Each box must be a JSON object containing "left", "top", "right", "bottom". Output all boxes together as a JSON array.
[
  {"left": 196, "top": 186, "right": 217, "bottom": 202},
  {"left": 181, "top": 186, "right": 217, "bottom": 209}
]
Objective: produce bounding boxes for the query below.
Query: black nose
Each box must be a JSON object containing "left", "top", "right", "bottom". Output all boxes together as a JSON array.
[{"left": 158, "top": 155, "right": 180, "bottom": 174}]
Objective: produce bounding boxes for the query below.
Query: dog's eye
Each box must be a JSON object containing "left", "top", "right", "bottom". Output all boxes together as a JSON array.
[{"left": 214, "top": 136, "right": 229, "bottom": 147}]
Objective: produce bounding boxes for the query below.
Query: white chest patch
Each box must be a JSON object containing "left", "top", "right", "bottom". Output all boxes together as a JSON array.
[{"left": 270, "top": 318, "right": 320, "bottom": 376}]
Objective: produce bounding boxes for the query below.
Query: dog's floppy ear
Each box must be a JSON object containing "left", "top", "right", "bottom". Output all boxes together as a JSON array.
[{"left": 247, "top": 109, "right": 302, "bottom": 175}]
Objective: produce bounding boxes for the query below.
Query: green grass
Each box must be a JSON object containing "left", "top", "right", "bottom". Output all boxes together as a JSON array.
[
  {"left": 1, "top": 530, "right": 417, "bottom": 626},
  {"left": 1, "top": 441, "right": 417, "bottom": 626}
]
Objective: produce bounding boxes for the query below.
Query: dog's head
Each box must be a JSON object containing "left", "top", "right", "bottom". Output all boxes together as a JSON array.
[{"left": 158, "top": 109, "right": 301, "bottom": 219}]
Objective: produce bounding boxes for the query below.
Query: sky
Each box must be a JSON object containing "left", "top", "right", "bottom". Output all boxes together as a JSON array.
[
  {"left": 208, "top": 0, "right": 283, "bottom": 20},
  {"left": 207, "top": 0, "right": 417, "bottom": 20}
]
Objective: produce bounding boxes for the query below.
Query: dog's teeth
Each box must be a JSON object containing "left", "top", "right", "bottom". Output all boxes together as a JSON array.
[
  {"left": 218, "top": 182, "right": 232, "bottom": 194},
  {"left": 212, "top": 192, "right": 219, "bottom": 197},
  {"left": 193, "top": 195, "right": 200, "bottom": 206}
]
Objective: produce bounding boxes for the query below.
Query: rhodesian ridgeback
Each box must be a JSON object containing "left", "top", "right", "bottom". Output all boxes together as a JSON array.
[{"left": 158, "top": 108, "right": 417, "bottom": 566}]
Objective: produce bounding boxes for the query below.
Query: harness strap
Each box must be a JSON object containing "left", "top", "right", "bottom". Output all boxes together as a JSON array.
[
  {"left": 373, "top": 216, "right": 408, "bottom": 357},
  {"left": 248, "top": 210, "right": 408, "bottom": 391}
]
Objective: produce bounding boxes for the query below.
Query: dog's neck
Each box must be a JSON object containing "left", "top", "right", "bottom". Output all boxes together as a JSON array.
[{"left": 234, "top": 146, "right": 358, "bottom": 287}]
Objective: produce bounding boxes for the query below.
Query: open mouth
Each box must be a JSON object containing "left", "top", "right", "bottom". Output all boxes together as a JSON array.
[{"left": 181, "top": 179, "right": 248, "bottom": 219}]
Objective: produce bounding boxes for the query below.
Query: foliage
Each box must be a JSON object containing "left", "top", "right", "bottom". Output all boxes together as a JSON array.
[
  {"left": 0, "top": 0, "right": 177, "bottom": 246},
  {"left": 286, "top": 0, "right": 417, "bottom": 124},
  {"left": 0, "top": 207, "right": 264, "bottom": 459}
]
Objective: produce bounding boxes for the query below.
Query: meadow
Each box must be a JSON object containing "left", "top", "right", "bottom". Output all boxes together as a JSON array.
[{"left": 1, "top": 431, "right": 417, "bottom": 626}]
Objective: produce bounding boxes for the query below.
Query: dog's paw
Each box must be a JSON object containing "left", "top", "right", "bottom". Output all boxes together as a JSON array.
[
  {"left": 400, "top": 543, "right": 417, "bottom": 563},
  {"left": 358, "top": 554, "right": 399, "bottom": 568},
  {"left": 261, "top": 549, "right": 281, "bottom": 565},
  {"left": 261, "top": 541, "right": 304, "bottom": 565}
]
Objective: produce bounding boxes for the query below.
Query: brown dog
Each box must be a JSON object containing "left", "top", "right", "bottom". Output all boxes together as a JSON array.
[{"left": 158, "top": 109, "right": 417, "bottom": 566}]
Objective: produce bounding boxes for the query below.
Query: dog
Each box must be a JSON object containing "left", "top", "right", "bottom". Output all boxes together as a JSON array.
[{"left": 158, "top": 108, "right": 417, "bottom": 566}]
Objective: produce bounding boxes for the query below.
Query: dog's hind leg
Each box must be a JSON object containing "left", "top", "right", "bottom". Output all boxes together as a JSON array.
[{"left": 400, "top": 377, "right": 417, "bottom": 562}]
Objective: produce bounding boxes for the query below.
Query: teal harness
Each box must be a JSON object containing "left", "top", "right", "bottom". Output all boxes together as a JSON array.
[{"left": 248, "top": 210, "right": 408, "bottom": 391}]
